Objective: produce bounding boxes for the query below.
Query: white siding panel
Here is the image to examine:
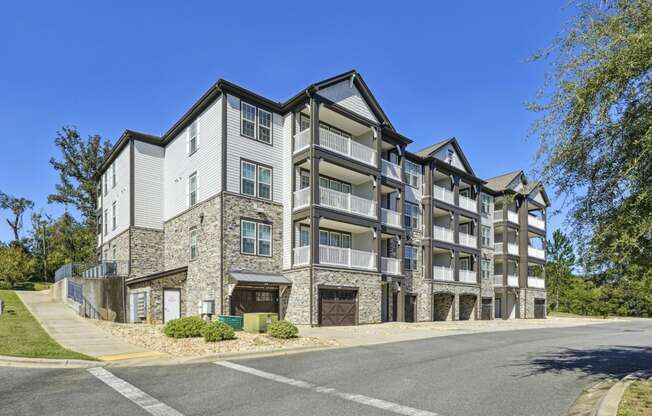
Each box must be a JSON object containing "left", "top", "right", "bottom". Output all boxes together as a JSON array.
[
  {"left": 317, "top": 80, "right": 378, "bottom": 123},
  {"left": 282, "top": 114, "right": 292, "bottom": 269},
  {"left": 225, "top": 94, "right": 283, "bottom": 204},
  {"left": 134, "top": 141, "right": 164, "bottom": 229},
  {"left": 164, "top": 97, "right": 222, "bottom": 220},
  {"left": 102, "top": 145, "right": 130, "bottom": 242},
  {"left": 532, "top": 191, "right": 545, "bottom": 206},
  {"left": 434, "top": 143, "right": 467, "bottom": 172}
]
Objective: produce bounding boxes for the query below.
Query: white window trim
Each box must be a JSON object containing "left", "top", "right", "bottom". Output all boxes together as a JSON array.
[
  {"left": 189, "top": 227, "right": 199, "bottom": 260},
  {"left": 240, "top": 219, "right": 272, "bottom": 257},
  {"left": 257, "top": 108, "right": 272, "bottom": 144},
  {"left": 257, "top": 223, "right": 272, "bottom": 257},
  {"left": 111, "top": 202, "right": 117, "bottom": 230},
  {"left": 111, "top": 163, "right": 116, "bottom": 188},
  {"left": 188, "top": 121, "right": 199, "bottom": 155},
  {"left": 188, "top": 172, "right": 198, "bottom": 207},
  {"left": 241, "top": 101, "right": 273, "bottom": 144},
  {"left": 241, "top": 102, "right": 257, "bottom": 140},
  {"left": 240, "top": 160, "right": 272, "bottom": 200}
]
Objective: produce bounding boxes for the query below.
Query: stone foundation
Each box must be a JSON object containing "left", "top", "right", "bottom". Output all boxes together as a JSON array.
[{"left": 431, "top": 282, "right": 480, "bottom": 321}]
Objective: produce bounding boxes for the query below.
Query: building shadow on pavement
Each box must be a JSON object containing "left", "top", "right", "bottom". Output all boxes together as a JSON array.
[{"left": 513, "top": 345, "right": 652, "bottom": 379}]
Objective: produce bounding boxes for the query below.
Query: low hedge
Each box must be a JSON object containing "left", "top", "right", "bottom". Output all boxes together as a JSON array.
[
  {"left": 267, "top": 320, "right": 298, "bottom": 339},
  {"left": 201, "top": 321, "right": 236, "bottom": 342},
  {"left": 162, "top": 316, "right": 206, "bottom": 338}
]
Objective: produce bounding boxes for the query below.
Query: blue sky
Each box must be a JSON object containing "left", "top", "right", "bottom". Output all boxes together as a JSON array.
[{"left": 0, "top": 1, "right": 571, "bottom": 242}]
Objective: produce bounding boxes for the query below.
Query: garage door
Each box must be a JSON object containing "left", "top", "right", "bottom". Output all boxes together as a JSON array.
[
  {"left": 319, "top": 289, "right": 357, "bottom": 326},
  {"left": 230, "top": 288, "right": 278, "bottom": 317},
  {"left": 534, "top": 299, "right": 546, "bottom": 319}
]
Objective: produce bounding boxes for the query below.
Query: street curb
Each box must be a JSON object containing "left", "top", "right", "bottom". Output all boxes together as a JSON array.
[
  {"left": 594, "top": 369, "right": 652, "bottom": 416},
  {"left": 0, "top": 354, "right": 103, "bottom": 369}
]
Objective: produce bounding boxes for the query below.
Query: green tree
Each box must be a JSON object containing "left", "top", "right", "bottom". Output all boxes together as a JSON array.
[
  {"left": 48, "top": 126, "right": 111, "bottom": 227},
  {"left": 0, "top": 191, "right": 34, "bottom": 244},
  {"left": 546, "top": 230, "right": 576, "bottom": 312},
  {"left": 0, "top": 245, "right": 36, "bottom": 288},
  {"left": 530, "top": 0, "right": 652, "bottom": 276}
]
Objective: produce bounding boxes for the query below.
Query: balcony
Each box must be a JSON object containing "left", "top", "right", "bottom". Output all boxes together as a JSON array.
[
  {"left": 293, "top": 246, "right": 310, "bottom": 266},
  {"left": 294, "top": 187, "right": 310, "bottom": 209},
  {"left": 459, "top": 269, "right": 477, "bottom": 284},
  {"left": 293, "top": 129, "right": 310, "bottom": 153},
  {"left": 458, "top": 195, "right": 477, "bottom": 212},
  {"left": 493, "top": 210, "right": 519, "bottom": 224},
  {"left": 433, "top": 185, "right": 454, "bottom": 205},
  {"left": 381, "top": 208, "right": 402, "bottom": 228},
  {"left": 381, "top": 159, "right": 402, "bottom": 181},
  {"left": 528, "top": 215, "right": 545, "bottom": 230},
  {"left": 433, "top": 265, "right": 454, "bottom": 282},
  {"left": 528, "top": 276, "right": 545, "bottom": 289},
  {"left": 433, "top": 225, "right": 454, "bottom": 243},
  {"left": 81, "top": 261, "right": 129, "bottom": 279},
  {"left": 458, "top": 232, "right": 477, "bottom": 249},
  {"left": 320, "top": 128, "right": 377, "bottom": 167},
  {"left": 319, "top": 187, "right": 377, "bottom": 218},
  {"left": 495, "top": 242, "right": 519, "bottom": 256},
  {"left": 494, "top": 274, "right": 518, "bottom": 287},
  {"left": 319, "top": 245, "right": 376, "bottom": 270},
  {"left": 381, "top": 257, "right": 402, "bottom": 275},
  {"left": 528, "top": 246, "right": 545, "bottom": 260}
]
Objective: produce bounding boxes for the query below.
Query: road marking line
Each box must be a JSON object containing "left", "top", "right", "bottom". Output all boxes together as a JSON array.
[
  {"left": 215, "top": 361, "right": 438, "bottom": 416},
  {"left": 88, "top": 367, "right": 184, "bottom": 416}
]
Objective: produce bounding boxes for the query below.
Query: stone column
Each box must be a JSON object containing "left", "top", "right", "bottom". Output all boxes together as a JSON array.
[{"left": 453, "top": 293, "right": 460, "bottom": 320}]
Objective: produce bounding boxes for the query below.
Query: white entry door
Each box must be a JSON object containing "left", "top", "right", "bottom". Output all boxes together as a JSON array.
[{"left": 163, "top": 289, "right": 181, "bottom": 323}]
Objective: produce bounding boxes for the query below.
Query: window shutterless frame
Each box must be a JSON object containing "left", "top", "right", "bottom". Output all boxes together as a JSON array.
[
  {"left": 240, "top": 218, "right": 273, "bottom": 257},
  {"left": 188, "top": 172, "right": 198, "bottom": 207},
  {"left": 240, "top": 158, "right": 273, "bottom": 201},
  {"left": 189, "top": 227, "right": 199, "bottom": 260},
  {"left": 188, "top": 121, "right": 199, "bottom": 155},
  {"left": 240, "top": 100, "right": 273, "bottom": 145}
]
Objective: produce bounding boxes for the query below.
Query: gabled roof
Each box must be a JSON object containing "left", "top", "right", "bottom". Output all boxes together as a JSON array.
[
  {"left": 484, "top": 170, "right": 523, "bottom": 192},
  {"left": 413, "top": 138, "right": 452, "bottom": 158},
  {"left": 526, "top": 181, "right": 551, "bottom": 207},
  {"left": 412, "top": 137, "right": 477, "bottom": 176},
  {"left": 97, "top": 129, "right": 162, "bottom": 175}
]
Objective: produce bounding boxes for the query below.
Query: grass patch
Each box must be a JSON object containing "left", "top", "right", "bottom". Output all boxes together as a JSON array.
[
  {"left": 0, "top": 290, "right": 95, "bottom": 360},
  {"left": 618, "top": 380, "right": 652, "bottom": 416},
  {"left": 548, "top": 311, "right": 611, "bottom": 319}
]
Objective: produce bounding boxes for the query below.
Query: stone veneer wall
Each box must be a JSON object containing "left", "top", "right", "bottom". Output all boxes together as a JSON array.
[
  {"left": 523, "top": 288, "right": 547, "bottom": 319},
  {"left": 164, "top": 195, "right": 222, "bottom": 316},
  {"left": 130, "top": 228, "right": 164, "bottom": 278},
  {"left": 312, "top": 267, "right": 382, "bottom": 325},
  {"left": 405, "top": 224, "right": 431, "bottom": 322},
  {"left": 431, "top": 282, "right": 480, "bottom": 321},
  {"left": 99, "top": 229, "right": 130, "bottom": 264},
  {"left": 221, "top": 193, "right": 283, "bottom": 315},
  {"left": 479, "top": 248, "right": 495, "bottom": 319},
  {"left": 281, "top": 268, "right": 311, "bottom": 324},
  {"left": 128, "top": 271, "right": 187, "bottom": 323}
]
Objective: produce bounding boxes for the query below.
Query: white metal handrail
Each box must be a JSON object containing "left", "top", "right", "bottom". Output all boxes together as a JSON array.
[
  {"left": 528, "top": 246, "right": 545, "bottom": 259},
  {"left": 458, "top": 194, "right": 477, "bottom": 212},
  {"left": 293, "top": 129, "right": 311, "bottom": 153},
  {"left": 319, "top": 245, "right": 376, "bottom": 270},
  {"left": 381, "top": 159, "right": 401, "bottom": 181},
  {"left": 319, "top": 187, "right": 377, "bottom": 218},
  {"left": 458, "top": 232, "right": 477, "bottom": 248},
  {"left": 433, "top": 266, "right": 454, "bottom": 281},
  {"left": 293, "top": 188, "right": 310, "bottom": 209},
  {"left": 319, "top": 128, "right": 377, "bottom": 167},
  {"left": 508, "top": 243, "right": 519, "bottom": 256},
  {"left": 493, "top": 274, "right": 503, "bottom": 286},
  {"left": 459, "top": 269, "right": 477, "bottom": 283},
  {"left": 528, "top": 276, "right": 545, "bottom": 288},
  {"left": 433, "top": 185, "right": 454, "bottom": 204},
  {"left": 508, "top": 275, "right": 519, "bottom": 287},
  {"left": 508, "top": 210, "right": 519, "bottom": 224},
  {"left": 381, "top": 257, "right": 402, "bottom": 275},
  {"left": 381, "top": 208, "right": 402, "bottom": 228},
  {"left": 433, "top": 225, "right": 454, "bottom": 243},
  {"left": 293, "top": 246, "right": 310, "bottom": 266},
  {"left": 528, "top": 215, "right": 545, "bottom": 230}
]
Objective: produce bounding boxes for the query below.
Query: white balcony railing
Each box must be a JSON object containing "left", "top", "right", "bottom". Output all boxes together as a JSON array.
[
  {"left": 293, "top": 246, "right": 310, "bottom": 266},
  {"left": 508, "top": 275, "right": 519, "bottom": 287},
  {"left": 459, "top": 269, "right": 477, "bottom": 284},
  {"left": 293, "top": 129, "right": 311, "bottom": 153},
  {"left": 319, "top": 128, "right": 377, "bottom": 167},
  {"left": 381, "top": 257, "right": 402, "bottom": 275},
  {"left": 458, "top": 195, "right": 477, "bottom": 212},
  {"left": 528, "top": 276, "right": 545, "bottom": 289},
  {"left": 320, "top": 187, "right": 377, "bottom": 218},
  {"left": 528, "top": 215, "right": 545, "bottom": 230},
  {"left": 381, "top": 159, "right": 402, "bottom": 181},
  {"left": 433, "top": 185, "right": 454, "bottom": 205},
  {"left": 433, "top": 225, "right": 454, "bottom": 243},
  {"left": 494, "top": 242, "right": 519, "bottom": 256},
  {"left": 493, "top": 274, "right": 503, "bottom": 287},
  {"left": 293, "top": 188, "right": 310, "bottom": 209},
  {"left": 493, "top": 210, "right": 519, "bottom": 224},
  {"left": 458, "top": 232, "right": 477, "bottom": 249},
  {"left": 433, "top": 266, "right": 454, "bottom": 282},
  {"left": 528, "top": 246, "right": 545, "bottom": 260},
  {"left": 381, "top": 208, "right": 402, "bottom": 228},
  {"left": 319, "top": 245, "right": 376, "bottom": 270}
]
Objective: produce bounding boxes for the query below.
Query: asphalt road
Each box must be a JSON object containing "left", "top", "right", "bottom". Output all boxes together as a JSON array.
[{"left": 2, "top": 320, "right": 651, "bottom": 416}]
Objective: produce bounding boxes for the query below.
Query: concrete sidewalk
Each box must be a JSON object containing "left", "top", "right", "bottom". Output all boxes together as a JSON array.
[{"left": 16, "top": 290, "right": 159, "bottom": 360}]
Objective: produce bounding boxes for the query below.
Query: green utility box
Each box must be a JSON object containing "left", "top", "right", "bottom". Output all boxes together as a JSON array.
[
  {"left": 243, "top": 313, "right": 278, "bottom": 333},
  {"left": 217, "top": 315, "right": 243, "bottom": 331}
]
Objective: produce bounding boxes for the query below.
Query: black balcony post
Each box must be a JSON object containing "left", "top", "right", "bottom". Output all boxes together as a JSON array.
[{"left": 424, "top": 163, "right": 433, "bottom": 281}]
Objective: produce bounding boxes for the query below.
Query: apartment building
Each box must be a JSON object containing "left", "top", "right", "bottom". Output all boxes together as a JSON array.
[{"left": 92, "top": 70, "right": 549, "bottom": 325}]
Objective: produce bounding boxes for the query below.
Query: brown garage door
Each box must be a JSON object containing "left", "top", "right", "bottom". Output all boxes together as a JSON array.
[
  {"left": 534, "top": 299, "right": 546, "bottom": 319},
  {"left": 230, "top": 288, "right": 278, "bottom": 317},
  {"left": 319, "top": 289, "right": 356, "bottom": 326}
]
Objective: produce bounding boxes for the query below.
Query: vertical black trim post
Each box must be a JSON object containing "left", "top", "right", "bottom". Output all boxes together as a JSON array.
[
  {"left": 375, "top": 128, "right": 382, "bottom": 272},
  {"left": 290, "top": 112, "right": 296, "bottom": 267},
  {"left": 308, "top": 96, "right": 320, "bottom": 327},
  {"left": 220, "top": 92, "right": 227, "bottom": 315},
  {"left": 518, "top": 197, "right": 529, "bottom": 288},
  {"left": 423, "top": 162, "right": 433, "bottom": 281}
]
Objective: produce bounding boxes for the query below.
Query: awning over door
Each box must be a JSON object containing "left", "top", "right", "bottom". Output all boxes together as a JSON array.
[{"left": 228, "top": 270, "right": 292, "bottom": 286}]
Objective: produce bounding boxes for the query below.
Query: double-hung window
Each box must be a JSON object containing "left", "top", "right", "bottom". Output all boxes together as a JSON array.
[
  {"left": 481, "top": 259, "right": 491, "bottom": 279},
  {"left": 189, "top": 227, "right": 198, "bottom": 260},
  {"left": 481, "top": 225, "right": 492, "bottom": 247},
  {"left": 104, "top": 209, "right": 108, "bottom": 235},
  {"left": 103, "top": 173, "right": 108, "bottom": 196},
  {"left": 188, "top": 172, "right": 198, "bottom": 207},
  {"left": 241, "top": 160, "right": 272, "bottom": 200},
  {"left": 241, "top": 101, "right": 273, "bottom": 144},
  {"left": 241, "top": 220, "right": 272, "bottom": 257},
  {"left": 404, "top": 245, "right": 418, "bottom": 271},
  {"left": 111, "top": 163, "right": 116, "bottom": 188},
  {"left": 111, "top": 202, "right": 116, "bottom": 230},
  {"left": 481, "top": 194, "right": 493, "bottom": 216},
  {"left": 189, "top": 121, "right": 198, "bottom": 154},
  {"left": 404, "top": 160, "right": 422, "bottom": 189},
  {"left": 404, "top": 202, "right": 420, "bottom": 229}
]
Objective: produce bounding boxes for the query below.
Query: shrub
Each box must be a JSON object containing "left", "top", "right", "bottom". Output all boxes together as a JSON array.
[
  {"left": 201, "top": 321, "right": 236, "bottom": 342},
  {"left": 267, "top": 320, "right": 298, "bottom": 339},
  {"left": 163, "top": 316, "right": 206, "bottom": 338},
  {"left": 0, "top": 280, "right": 12, "bottom": 290}
]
